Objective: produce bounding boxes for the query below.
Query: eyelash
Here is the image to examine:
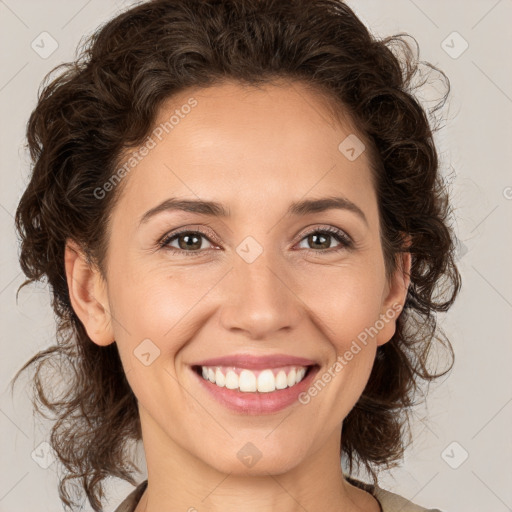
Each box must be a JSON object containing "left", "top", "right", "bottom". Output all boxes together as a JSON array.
[{"left": 157, "top": 226, "right": 353, "bottom": 257}]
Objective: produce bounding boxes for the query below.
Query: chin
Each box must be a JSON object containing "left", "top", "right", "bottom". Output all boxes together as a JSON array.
[{"left": 198, "top": 440, "right": 305, "bottom": 476}]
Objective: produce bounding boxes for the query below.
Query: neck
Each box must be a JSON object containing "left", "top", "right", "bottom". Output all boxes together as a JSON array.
[{"left": 133, "top": 408, "right": 380, "bottom": 512}]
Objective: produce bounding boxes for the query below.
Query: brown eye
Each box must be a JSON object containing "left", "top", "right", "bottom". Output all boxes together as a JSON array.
[
  {"left": 160, "top": 230, "right": 215, "bottom": 256},
  {"left": 297, "top": 228, "right": 352, "bottom": 252},
  {"left": 305, "top": 232, "right": 333, "bottom": 250}
]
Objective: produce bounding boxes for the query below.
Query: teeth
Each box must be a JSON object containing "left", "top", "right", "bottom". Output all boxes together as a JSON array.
[
  {"left": 239, "top": 369, "right": 257, "bottom": 392},
  {"left": 258, "top": 369, "right": 275, "bottom": 392},
  {"left": 198, "top": 365, "right": 309, "bottom": 393},
  {"left": 225, "top": 369, "right": 238, "bottom": 389},
  {"left": 215, "top": 368, "right": 225, "bottom": 387},
  {"left": 287, "top": 368, "right": 296, "bottom": 387},
  {"left": 275, "top": 370, "right": 288, "bottom": 390}
]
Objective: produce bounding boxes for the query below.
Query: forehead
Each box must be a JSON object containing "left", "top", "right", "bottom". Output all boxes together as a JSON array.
[{"left": 115, "top": 80, "right": 377, "bottom": 222}]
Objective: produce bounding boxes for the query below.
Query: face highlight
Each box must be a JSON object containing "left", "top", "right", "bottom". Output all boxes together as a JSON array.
[{"left": 70, "top": 80, "right": 409, "bottom": 479}]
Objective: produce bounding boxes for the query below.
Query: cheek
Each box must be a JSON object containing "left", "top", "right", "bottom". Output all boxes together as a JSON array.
[
  {"left": 107, "top": 261, "right": 223, "bottom": 365},
  {"left": 298, "top": 263, "right": 385, "bottom": 420},
  {"left": 297, "top": 258, "right": 387, "bottom": 350},
  {"left": 109, "top": 253, "right": 187, "bottom": 326}
]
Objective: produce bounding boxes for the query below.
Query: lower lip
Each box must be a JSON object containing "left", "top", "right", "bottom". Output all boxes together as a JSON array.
[{"left": 191, "top": 365, "right": 320, "bottom": 415}]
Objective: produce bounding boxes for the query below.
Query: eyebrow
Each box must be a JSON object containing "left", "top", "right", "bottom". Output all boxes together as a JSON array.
[{"left": 139, "top": 195, "right": 368, "bottom": 226}]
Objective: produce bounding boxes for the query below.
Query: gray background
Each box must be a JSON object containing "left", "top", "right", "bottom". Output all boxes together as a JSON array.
[{"left": 1, "top": 1, "right": 511, "bottom": 511}]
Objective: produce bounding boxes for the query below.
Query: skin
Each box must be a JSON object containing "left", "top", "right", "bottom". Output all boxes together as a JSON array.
[{"left": 65, "top": 80, "right": 411, "bottom": 512}]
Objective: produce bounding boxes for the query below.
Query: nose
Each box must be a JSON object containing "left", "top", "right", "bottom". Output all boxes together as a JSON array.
[{"left": 218, "top": 252, "right": 303, "bottom": 340}]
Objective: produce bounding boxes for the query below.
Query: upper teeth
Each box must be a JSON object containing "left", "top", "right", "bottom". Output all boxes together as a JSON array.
[{"left": 200, "top": 366, "right": 308, "bottom": 393}]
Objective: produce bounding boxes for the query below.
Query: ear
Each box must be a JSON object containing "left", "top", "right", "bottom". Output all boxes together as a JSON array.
[
  {"left": 375, "top": 237, "right": 412, "bottom": 347},
  {"left": 64, "top": 239, "right": 115, "bottom": 346}
]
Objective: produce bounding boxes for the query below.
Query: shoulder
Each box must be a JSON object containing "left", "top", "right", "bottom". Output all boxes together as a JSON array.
[
  {"left": 114, "top": 480, "right": 148, "bottom": 512},
  {"left": 346, "top": 476, "right": 445, "bottom": 512},
  {"left": 373, "top": 485, "right": 445, "bottom": 512},
  {"left": 374, "top": 487, "right": 441, "bottom": 512}
]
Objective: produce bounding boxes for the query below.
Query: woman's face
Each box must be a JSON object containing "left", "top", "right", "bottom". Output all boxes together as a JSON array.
[{"left": 70, "top": 80, "right": 409, "bottom": 475}]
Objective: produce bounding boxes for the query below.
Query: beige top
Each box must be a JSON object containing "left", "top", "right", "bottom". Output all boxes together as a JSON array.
[{"left": 113, "top": 477, "right": 444, "bottom": 512}]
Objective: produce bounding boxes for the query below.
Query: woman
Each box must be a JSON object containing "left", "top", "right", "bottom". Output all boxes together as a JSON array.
[{"left": 12, "top": 0, "right": 460, "bottom": 511}]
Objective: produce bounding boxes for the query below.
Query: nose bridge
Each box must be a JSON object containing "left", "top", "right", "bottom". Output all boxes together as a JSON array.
[{"left": 219, "top": 246, "right": 302, "bottom": 339}]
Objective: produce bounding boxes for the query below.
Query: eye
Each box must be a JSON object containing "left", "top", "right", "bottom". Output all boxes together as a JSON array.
[
  {"left": 159, "top": 229, "right": 216, "bottom": 257},
  {"left": 296, "top": 227, "right": 352, "bottom": 252}
]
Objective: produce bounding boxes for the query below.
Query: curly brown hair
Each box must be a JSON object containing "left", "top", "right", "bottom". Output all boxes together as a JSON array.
[{"left": 11, "top": 0, "right": 461, "bottom": 510}]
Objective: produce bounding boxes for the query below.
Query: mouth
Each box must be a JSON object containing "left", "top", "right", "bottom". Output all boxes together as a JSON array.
[
  {"left": 191, "top": 364, "right": 316, "bottom": 392},
  {"left": 190, "top": 363, "right": 321, "bottom": 415}
]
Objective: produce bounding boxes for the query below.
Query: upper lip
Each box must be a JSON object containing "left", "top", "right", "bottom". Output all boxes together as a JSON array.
[{"left": 192, "top": 353, "right": 318, "bottom": 369}]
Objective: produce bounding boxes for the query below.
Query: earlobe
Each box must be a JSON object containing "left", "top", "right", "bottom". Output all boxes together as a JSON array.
[{"left": 64, "top": 240, "right": 115, "bottom": 346}]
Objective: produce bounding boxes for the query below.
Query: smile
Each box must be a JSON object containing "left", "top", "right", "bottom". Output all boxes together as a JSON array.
[
  {"left": 197, "top": 365, "right": 309, "bottom": 393},
  {"left": 191, "top": 363, "right": 320, "bottom": 415}
]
